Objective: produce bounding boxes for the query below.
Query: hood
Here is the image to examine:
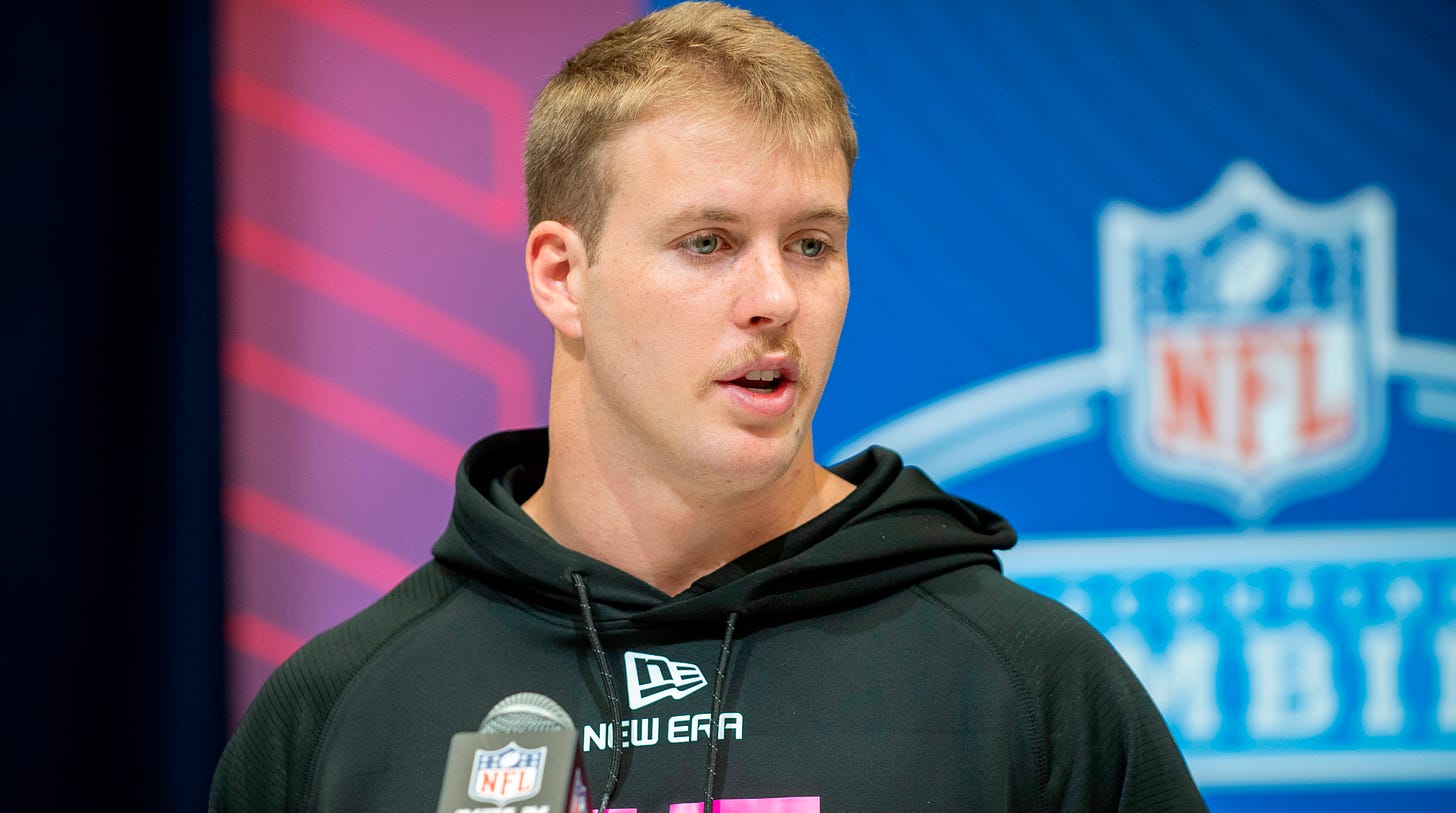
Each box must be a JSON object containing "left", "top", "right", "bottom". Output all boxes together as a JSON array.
[{"left": 431, "top": 428, "right": 1015, "bottom": 627}]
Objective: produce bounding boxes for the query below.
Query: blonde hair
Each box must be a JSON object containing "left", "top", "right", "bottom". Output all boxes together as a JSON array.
[{"left": 525, "top": 1, "right": 857, "bottom": 252}]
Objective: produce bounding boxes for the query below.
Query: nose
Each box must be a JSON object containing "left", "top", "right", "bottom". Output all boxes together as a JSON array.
[{"left": 733, "top": 243, "right": 799, "bottom": 330}]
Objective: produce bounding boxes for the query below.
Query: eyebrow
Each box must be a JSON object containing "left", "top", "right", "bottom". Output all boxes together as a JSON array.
[{"left": 660, "top": 205, "right": 850, "bottom": 231}]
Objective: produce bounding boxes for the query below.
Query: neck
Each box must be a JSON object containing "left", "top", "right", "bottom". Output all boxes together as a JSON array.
[{"left": 522, "top": 424, "right": 853, "bottom": 598}]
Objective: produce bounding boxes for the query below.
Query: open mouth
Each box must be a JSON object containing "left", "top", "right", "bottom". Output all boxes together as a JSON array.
[{"left": 727, "top": 369, "right": 787, "bottom": 395}]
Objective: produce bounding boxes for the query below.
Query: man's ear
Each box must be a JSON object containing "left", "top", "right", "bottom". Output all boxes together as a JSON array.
[{"left": 525, "top": 220, "right": 589, "bottom": 339}]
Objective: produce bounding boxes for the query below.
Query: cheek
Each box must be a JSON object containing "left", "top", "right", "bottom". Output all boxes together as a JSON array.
[
  {"left": 593, "top": 279, "right": 718, "bottom": 363},
  {"left": 804, "top": 276, "right": 850, "bottom": 340}
]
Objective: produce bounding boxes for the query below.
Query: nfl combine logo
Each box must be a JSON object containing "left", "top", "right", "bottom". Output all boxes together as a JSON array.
[
  {"left": 1099, "top": 161, "right": 1396, "bottom": 522},
  {"left": 468, "top": 742, "right": 545, "bottom": 805}
]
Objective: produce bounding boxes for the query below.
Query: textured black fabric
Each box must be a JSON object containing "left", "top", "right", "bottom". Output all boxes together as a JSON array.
[
  {"left": 211, "top": 428, "right": 1205, "bottom": 811},
  {"left": 210, "top": 563, "right": 469, "bottom": 811}
]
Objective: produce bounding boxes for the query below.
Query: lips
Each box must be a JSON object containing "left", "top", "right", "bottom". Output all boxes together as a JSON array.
[
  {"left": 716, "top": 354, "right": 801, "bottom": 387},
  {"left": 729, "top": 368, "right": 785, "bottom": 393},
  {"left": 715, "top": 355, "right": 801, "bottom": 417}
]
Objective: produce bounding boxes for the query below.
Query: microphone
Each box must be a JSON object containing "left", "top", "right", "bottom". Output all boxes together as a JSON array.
[{"left": 435, "top": 692, "right": 592, "bottom": 813}]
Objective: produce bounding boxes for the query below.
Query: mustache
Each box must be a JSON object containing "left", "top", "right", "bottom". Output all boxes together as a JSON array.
[{"left": 698, "top": 334, "right": 809, "bottom": 395}]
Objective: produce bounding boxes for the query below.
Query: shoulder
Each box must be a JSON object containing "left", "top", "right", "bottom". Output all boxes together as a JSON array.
[
  {"left": 915, "top": 565, "right": 1206, "bottom": 812},
  {"left": 914, "top": 564, "right": 1125, "bottom": 683},
  {"left": 911, "top": 566, "right": 1142, "bottom": 742},
  {"left": 209, "top": 561, "right": 469, "bottom": 811}
]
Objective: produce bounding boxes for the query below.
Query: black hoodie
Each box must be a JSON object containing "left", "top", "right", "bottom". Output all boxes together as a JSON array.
[{"left": 210, "top": 429, "right": 1206, "bottom": 811}]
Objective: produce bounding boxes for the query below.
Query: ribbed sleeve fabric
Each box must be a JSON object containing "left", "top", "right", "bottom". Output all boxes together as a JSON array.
[
  {"left": 915, "top": 572, "right": 1207, "bottom": 813},
  {"left": 209, "top": 562, "right": 466, "bottom": 812}
]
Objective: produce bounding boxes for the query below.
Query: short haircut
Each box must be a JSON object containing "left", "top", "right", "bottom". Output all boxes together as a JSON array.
[{"left": 525, "top": 1, "right": 857, "bottom": 254}]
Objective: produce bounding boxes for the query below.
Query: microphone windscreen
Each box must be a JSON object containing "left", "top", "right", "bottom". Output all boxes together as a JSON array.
[{"left": 479, "top": 691, "right": 575, "bottom": 734}]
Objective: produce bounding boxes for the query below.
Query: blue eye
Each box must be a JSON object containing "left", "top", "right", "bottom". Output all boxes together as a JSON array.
[
  {"left": 684, "top": 234, "right": 721, "bottom": 254},
  {"left": 796, "top": 238, "right": 827, "bottom": 257}
]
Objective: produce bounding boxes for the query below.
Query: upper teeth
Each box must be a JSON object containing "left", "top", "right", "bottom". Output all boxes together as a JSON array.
[{"left": 744, "top": 369, "right": 782, "bottom": 382}]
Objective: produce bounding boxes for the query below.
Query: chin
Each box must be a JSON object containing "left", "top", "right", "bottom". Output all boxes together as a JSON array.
[{"left": 691, "top": 426, "right": 809, "bottom": 490}]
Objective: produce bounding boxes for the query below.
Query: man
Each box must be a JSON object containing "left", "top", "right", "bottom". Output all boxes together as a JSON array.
[{"left": 211, "top": 3, "right": 1206, "bottom": 810}]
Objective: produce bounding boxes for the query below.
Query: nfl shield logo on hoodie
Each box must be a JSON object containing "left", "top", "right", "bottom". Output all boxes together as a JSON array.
[
  {"left": 468, "top": 742, "right": 545, "bottom": 804},
  {"left": 1098, "top": 161, "right": 1396, "bottom": 522}
]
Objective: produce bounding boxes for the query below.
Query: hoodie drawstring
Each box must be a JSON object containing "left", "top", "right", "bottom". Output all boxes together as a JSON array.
[
  {"left": 573, "top": 571, "right": 742, "bottom": 812},
  {"left": 704, "top": 610, "right": 740, "bottom": 808},
  {"left": 572, "top": 573, "right": 624, "bottom": 813}
]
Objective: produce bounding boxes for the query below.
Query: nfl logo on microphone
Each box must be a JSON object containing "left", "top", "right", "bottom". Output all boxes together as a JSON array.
[
  {"left": 469, "top": 743, "right": 545, "bottom": 805},
  {"left": 1099, "top": 161, "right": 1394, "bottom": 522}
]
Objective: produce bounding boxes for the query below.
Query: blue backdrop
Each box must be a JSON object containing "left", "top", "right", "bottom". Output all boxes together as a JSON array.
[{"left": 666, "top": 1, "right": 1456, "bottom": 811}]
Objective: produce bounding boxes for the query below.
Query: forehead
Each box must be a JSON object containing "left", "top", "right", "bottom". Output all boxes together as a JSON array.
[{"left": 597, "top": 111, "right": 850, "bottom": 231}]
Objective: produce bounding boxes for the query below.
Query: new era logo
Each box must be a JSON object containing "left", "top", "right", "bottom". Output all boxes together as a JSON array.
[{"left": 625, "top": 651, "right": 707, "bottom": 710}]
